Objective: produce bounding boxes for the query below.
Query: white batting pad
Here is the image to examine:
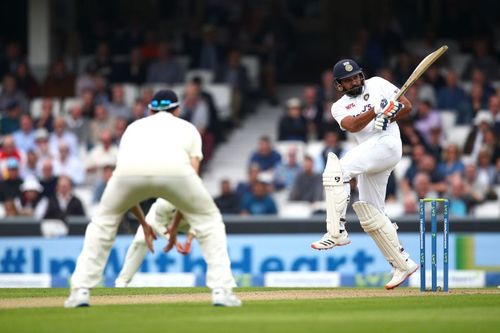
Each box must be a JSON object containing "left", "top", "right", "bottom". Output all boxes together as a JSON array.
[{"left": 322, "top": 152, "right": 347, "bottom": 237}]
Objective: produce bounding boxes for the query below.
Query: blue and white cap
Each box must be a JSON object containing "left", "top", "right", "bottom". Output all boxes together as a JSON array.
[{"left": 148, "top": 89, "right": 180, "bottom": 111}]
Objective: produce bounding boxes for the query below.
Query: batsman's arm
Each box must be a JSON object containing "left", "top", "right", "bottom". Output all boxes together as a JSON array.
[
  {"left": 391, "top": 95, "right": 412, "bottom": 122},
  {"left": 341, "top": 107, "right": 377, "bottom": 132}
]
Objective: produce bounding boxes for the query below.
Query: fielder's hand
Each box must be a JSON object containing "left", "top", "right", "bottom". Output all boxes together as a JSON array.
[
  {"left": 374, "top": 114, "right": 390, "bottom": 131},
  {"left": 142, "top": 223, "right": 157, "bottom": 254},
  {"left": 163, "top": 225, "right": 178, "bottom": 253},
  {"left": 375, "top": 99, "right": 403, "bottom": 119},
  {"left": 175, "top": 233, "right": 194, "bottom": 255}
]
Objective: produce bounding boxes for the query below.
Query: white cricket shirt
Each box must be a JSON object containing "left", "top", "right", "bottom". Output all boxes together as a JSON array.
[
  {"left": 331, "top": 76, "right": 401, "bottom": 144},
  {"left": 114, "top": 112, "right": 203, "bottom": 176}
]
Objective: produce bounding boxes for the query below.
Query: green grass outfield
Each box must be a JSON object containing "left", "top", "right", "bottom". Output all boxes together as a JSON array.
[{"left": 1, "top": 288, "right": 499, "bottom": 333}]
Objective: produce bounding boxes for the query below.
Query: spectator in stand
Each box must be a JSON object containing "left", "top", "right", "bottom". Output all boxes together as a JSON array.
[
  {"left": 113, "top": 117, "right": 128, "bottom": 145},
  {"left": 240, "top": 179, "right": 277, "bottom": 215},
  {"left": 20, "top": 149, "right": 38, "bottom": 180},
  {"left": 49, "top": 117, "right": 79, "bottom": 158},
  {"left": 15, "top": 62, "right": 40, "bottom": 98},
  {"left": 236, "top": 163, "right": 261, "bottom": 201},
  {"left": 424, "top": 65, "right": 445, "bottom": 92},
  {"left": 476, "top": 148, "right": 496, "bottom": 192},
  {"left": 14, "top": 177, "right": 48, "bottom": 220},
  {"left": 33, "top": 129, "right": 52, "bottom": 166},
  {"left": 43, "top": 175, "right": 86, "bottom": 223},
  {"left": 86, "top": 41, "right": 114, "bottom": 83},
  {"left": 463, "top": 112, "right": 494, "bottom": 160},
  {"left": 399, "top": 118, "right": 426, "bottom": 155},
  {"left": 107, "top": 84, "right": 131, "bottom": 119},
  {"left": 215, "top": 49, "right": 249, "bottom": 127},
  {"left": 412, "top": 172, "right": 437, "bottom": 200},
  {"left": 0, "top": 74, "right": 29, "bottom": 114},
  {"left": 402, "top": 153, "right": 446, "bottom": 196},
  {"left": 274, "top": 145, "right": 302, "bottom": 190},
  {"left": 93, "top": 75, "right": 111, "bottom": 106},
  {"left": 413, "top": 78, "right": 437, "bottom": 108},
  {"left": 41, "top": 59, "right": 75, "bottom": 98},
  {"left": 192, "top": 77, "right": 224, "bottom": 144},
  {"left": 289, "top": 155, "right": 323, "bottom": 203},
  {"left": 75, "top": 63, "right": 98, "bottom": 97},
  {"left": 414, "top": 100, "right": 441, "bottom": 146},
  {"left": 493, "top": 157, "right": 500, "bottom": 185},
  {"left": 180, "top": 81, "right": 214, "bottom": 162},
  {"left": 485, "top": 95, "right": 500, "bottom": 134},
  {"left": 112, "top": 47, "right": 147, "bottom": 85},
  {"left": 437, "top": 144, "right": 465, "bottom": 178},
  {"left": 302, "top": 86, "right": 323, "bottom": 140},
  {"left": 248, "top": 136, "right": 282, "bottom": 172},
  {"left": 437, "top": 70, "right": 469, "bottom": 124},
  {"left": 92, "top": 160, "right": 115, "bottom": 204},
  {"left": 313, "top": 131, "right": 344, "bottom": 173},
  {"left": 463, "top": 163, "right": 487, "bottom": 210},
  {"left": 470, "top": 68, "right": 496, "bottom": 106},
  {"left": 12, "top": 114, "right": 35, "bottom": 152},
  {"left": 52, "top": 142, "right": 85, "bottom": 186},
  {"left": 447, "top": 174, "right": 469, "bottom": 217},
  {"left": 38, "top": 159, "right": 58, "bottom": 198},
  {"left": 465, "top": 83, "right": 486, "bottom": 123},
  {"left": 140, "top": 87, "right": 154, "bottom": 106},
  {"left": 214, "top": 179, "right": 241, "bottom": 215},
  {"left": 0, "top": 100, "right": 22, "bottom": 135},
  {"left": 462, "top": 38, "right": 499, "bottom": 81},
  {"left": 65, "top": 104, "right": 90, "bottom": 148},
  {"left": 129, "top": 99, "right": 147, "bottom": 123},
  {"left": 146, "top": 42, "right": 182, "bottom": 84},
  {"left": 85, "top": 130, "right": 118, "bottom": 174},
  {"left": 80, "top": 88, "right": 96, "bottom": 118},
  {"left": 425, "top": 126, "right": 443, "bottom": 163},
  {"left": 0, "top": 42, "right": 23, "bottom": 78},
  {"left": 191, "top": 24, "right": 225, "bottom": 72},
  {"left": 317, "top": 69, "right": 335, "bottom": 105},
  {"left": 0, "top": 135, "right": 22, "bottom": 167},
  {"left": 0, "top": 158, "right": 23, "bottom": 202},
  {"left": 34, "top": 98, "right": 55, "bottom": 132},
  {"left": 278, "top": 97, "right": 307, "bottom": 142},
  {"left": 89, "top": 104, "right": 115, "bottom": 147},
  {"left": 3, "top": 199, "right": 18, "bottom": 217}
]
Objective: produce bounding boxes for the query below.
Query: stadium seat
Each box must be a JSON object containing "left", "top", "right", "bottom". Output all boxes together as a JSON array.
[
  {"left": 119, "top": 83, "right": 140, "bottom": 107},
  {"left": 30, "top": 97, "right": 62, "bottom": 118},
  {"left": 450, "top": 53, "right": 471, "bottom": 78},
  {"left": 394, "top": 155, "right": 411, "bottom": 182},
  {"left": 185, "top": 69, "right": 214, "bottom": 84},
  {"left": 275, "top": 141, "right": 306, "bottom": 164},
  {"left": 384, "top": 201, "right": 404, "bottom": 219},
  {"left": 241, "top": 55, "right": 260, "bottom": 89},
  {"left": 446, "top": 125, "right": 470, "bottom": 150},
  {"left": 61, "top": 97, "right": 83, "bottom": 116},
  {"left": 439, "top": 110, "right": 457, "bottom": 136},
  {"left": 279, "top": 201, "right": 313, "bottom": 218},
  {"left": 204, "top": 84, "right": 232, "bottom": 120},
  {"left": 473, "top": 201, "right": 500, "bottom": 218}
]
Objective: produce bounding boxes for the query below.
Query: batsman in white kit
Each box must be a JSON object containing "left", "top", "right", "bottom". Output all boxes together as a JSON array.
[
  {"left": 311, "top": 59, "right": 419, "bottom": 289},
  {"left": 65, "top": 90, "right": 241, "bottom": 307}
]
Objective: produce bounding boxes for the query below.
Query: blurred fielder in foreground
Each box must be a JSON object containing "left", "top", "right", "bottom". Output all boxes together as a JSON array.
[
  {"left": 115, "top": 198, "right": 196, "bottom": 287},
  {"left": 311, "top": 59, "right": 418, "bottom": 289},
  {"left": 65, "top": 90, "right": 241, "bottom": 307}
]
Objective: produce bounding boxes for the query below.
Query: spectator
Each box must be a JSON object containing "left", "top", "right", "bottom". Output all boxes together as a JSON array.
[
  {"left": 437, "top": 144, "right": 465, "bottom": 178},
  {"left": 107, "top": 84, "right": 131, "bottom": 119},
  {"left": 48, "top": 117, "right": 79, "bottom": 158},
  {"left": 447, "top": 174, "right": 469, "bottom": 217},
  {"left": 113, "top": 117, "right": 128, "bottom": 145},
  {"left": 465, "top": 83, "right": 487, "bottom": 122},
  {"left": 414, "top": 100, "right": 442, "bottom": 146},
  {"left": 462, "top": 38, "right": 499, "bottom": 80},
  {"left": 75, "top": 63, "right": 98, "bottom": 97},
  {"left": 41, "top": 59, "right": 76, "bottom": 98},
  {"left": 112, "top": 47, "right": 147, "bottom": 85},
  {"left": 493, "top": 157, "right": 500, "bottom": 185},
  {"left": 85, "top": 130, "right": 118, "bottom": 174},
  {"left": 248, "top": 136, "right": 282, "bottom": 172},
  {"left": 20, "top": 149, "right": 38, "bottom": 180},
  {"left": 278, "top": 97, "right": 308, "bottom": 142},
  {"left": 14, "top": 177, "right": 48, "bottom": 220},
  {"left": 302, "top": 86, "right": 323, "bottom": 140},
  {"left": 412, "top": 172, "right": 437, "bottom": 200},
  {"left": 463, "top": 164, "right": 487, "bottom": 210},
  {"left": 93, "top": 75, "right": 111, "bottom": 106},
  {"left": 38, "top": 159, "right": 58, "bottom": 198},
  {"left": 236, "top": 163, "right": 261, "bottom": 201},
  {"left": 289, "top": 155, "right": 323, "bottom": 203},
  {"left": 52, "top": 142, "right": 85, "bottom": 185},
  {"left": 33, "top": 128, "right": 52, "bottom": 166},
  {"left": 34, "top": 98, "right": 55, "bottom": 132},
  {"left": 402, "top": 153, "right": 446, "bottom": 196},
  {"left": 0, "top": 135, "right": 22, "bottom": 167},
  {"left": 146, "top": 42, "right": 182, "bottom": 84},
  {"left": 89, "top": 104, "right": 115, "bottom": 147},
  {"left": 463, "top": 112, "right": 494, "bottom": 160},
  {"left": 424, "top": 126, "right": 444, "bottom": 163},
  {"left": 3, "top": 199, "right": 18, "bottom": 217},
  {"left": 80, "top": 88, "right": 96, "bottom": 118},
  {"left": 470, "top": 68, "right": 496, "bottom": 106},
  {"left": 485, "top": 95, "right": 500, "bottom": 134},
  {"left": 0, "top": 42, "right": 23, "bottom": 78},
  {"left": 86, "top": 41, "right": 114, "bottom": 83},
  {"left": 12, "top": 114, "right": 36, "bottom": 153},
  {"left": 399, "top": 118, "right": 426, "bottom": 155},
  {"left": 313, "top": 131, "right": 344, "bottom": 173},
  {"left": 92, "top": 161, "right": 115, "bottom": 204},
  {"left": 192, "top": 77, "right": 224, "bottom": 144},
  {"left": 476, "top": 148, "right": 496, "bottom": 191},
  {"left": 191, "top": 24, "right": 225, "bottom": 72},
  {"left": 65, "top": 104, "right": 90, "bottom": 147},
  {"left": 274, "top": 146, "right": 302, "bottom": 190},
  {"left": 0, "top": 100, "right": 22, "bottom": 135},
  {"left": 15, "top": 62, "right": 40, "bottom": 98},
  {"left": 437, "top": 70, "right": 469, "bottom": 124},
  {"left": 240, "top": 180, "right": 277, "bottom": 215},
  {"left": 0, "top": 74, "right": 29, "bottom": 114},
  {"left": 0, "top": 158, "right": 23, "bottom": 202},
  {"left": 214, "top": 179, "right": 241, "bottom": 215},
  {"left": 129, "top": 99, "right": 147, "bottom": 123},
  {"left": 43, "top": 175, "right": 86, "bottom": 222}
]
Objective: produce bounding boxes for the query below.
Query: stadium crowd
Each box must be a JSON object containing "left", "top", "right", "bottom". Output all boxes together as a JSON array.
[{"left": 0, "top": 2, "right": 499, "bottom": 224}]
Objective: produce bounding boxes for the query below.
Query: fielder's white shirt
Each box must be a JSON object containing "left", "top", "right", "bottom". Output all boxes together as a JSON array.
[
  {"left": 115, "top": 112, "right": 203, "bottom": 176},
  {"left": 331, "top": 77, "right": 401, "bottom": 144}
]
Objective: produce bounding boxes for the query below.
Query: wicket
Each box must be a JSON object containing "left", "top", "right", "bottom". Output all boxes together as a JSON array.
[{"left": 419, "top": 198, "right": 449, "bottom": 292}]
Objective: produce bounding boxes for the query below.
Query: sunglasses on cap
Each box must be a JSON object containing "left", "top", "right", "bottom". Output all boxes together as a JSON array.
[{"left": 148, "top": 99, "right": 179, "bottom": 111}]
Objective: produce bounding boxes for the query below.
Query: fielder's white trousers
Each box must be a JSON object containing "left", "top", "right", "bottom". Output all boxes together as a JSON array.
[
  {"left": 71, "top": 173, "right": 237, "bottom": 290},
  {"left": 340, "top": 134, "right": 402, "bottom": 212}
]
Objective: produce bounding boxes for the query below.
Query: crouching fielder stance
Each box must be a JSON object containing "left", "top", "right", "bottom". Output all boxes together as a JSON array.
[
  {"left": 115, "top": 198, "right": 196, "bottom": 288},
  {"left": 311, "top": 59, "right": 418, "bottom": 289},
  {"left": 65, "top": 90, "right": 241, "bottom": 307}
]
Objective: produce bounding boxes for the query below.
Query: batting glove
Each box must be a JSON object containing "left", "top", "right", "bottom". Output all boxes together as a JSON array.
[
  {"left": 375, "top": 99, "right": 404, "bottom": 119},
  {"left": 374, "top": 114, "right": 390, "bottom": 131}
]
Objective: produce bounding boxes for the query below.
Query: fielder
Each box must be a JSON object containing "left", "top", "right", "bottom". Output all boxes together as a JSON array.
[
  {"left": 65, "top": 90, "right": 241, "bottom": 307},
  {"left": 311, "top": 59, "right": 418, "bottom": 289},
  {"left": 115, "top": 198, "right": 196, "bottom": 288}
]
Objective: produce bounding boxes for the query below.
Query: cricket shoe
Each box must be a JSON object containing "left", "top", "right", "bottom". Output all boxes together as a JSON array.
[
  {"left": 64, "top": 288, "right": 90, "bottom": 308},
  {"left": 114, "top": 278, "right": 129, "bottom": 288},
  {"left": 311, "top": 230, "right": 351, "bottom": 251},
  {"left": 385, "top": 258, "right": 419, "bottom": 290},
  {"left": 212, "top": 288, "right": 242, "bottom": 307}
]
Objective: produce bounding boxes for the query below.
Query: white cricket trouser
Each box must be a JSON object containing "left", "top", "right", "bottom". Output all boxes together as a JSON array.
[
  {"left": 71, "top": 173, "right": 237, "bottom": 290},
  {"left": 340, "top": 134, "right": 402, "bottom": 213}
]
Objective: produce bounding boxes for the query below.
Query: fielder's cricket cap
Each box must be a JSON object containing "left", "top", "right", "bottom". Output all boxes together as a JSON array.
[
  {"left": 148, "top": 89, "right": 179, "bottom": 112},
  {"left": 333, "top": 59, "right": 363, "bottom": 82}
]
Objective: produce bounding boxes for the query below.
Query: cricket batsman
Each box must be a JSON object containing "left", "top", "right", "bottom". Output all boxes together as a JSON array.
[{"left": 311, "top": 59, "right": 418, "bottom": 289}]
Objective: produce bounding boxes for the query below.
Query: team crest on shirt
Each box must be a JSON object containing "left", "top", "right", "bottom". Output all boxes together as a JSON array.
[{"left": 363, "top": 93, "right": 369, "bottom": 101}]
